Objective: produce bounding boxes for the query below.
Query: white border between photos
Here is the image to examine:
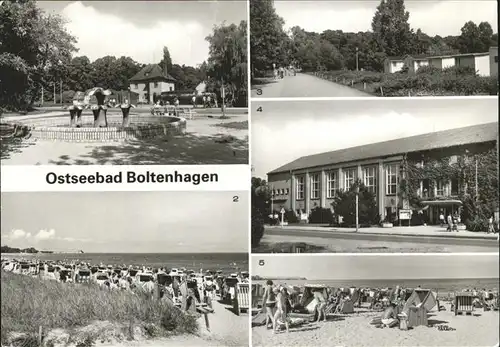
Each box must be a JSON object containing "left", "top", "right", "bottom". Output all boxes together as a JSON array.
[
  {"left": 251, "top": 95, "right": 497, "bottom": 102},
  {"left": 0, "top": 164, "right": 250, "bottom": 192}
]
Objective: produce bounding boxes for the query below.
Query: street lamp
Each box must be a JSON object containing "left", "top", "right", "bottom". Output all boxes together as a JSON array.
[{"left": 355, "top": 185, "right": 360, "bottom": 232}]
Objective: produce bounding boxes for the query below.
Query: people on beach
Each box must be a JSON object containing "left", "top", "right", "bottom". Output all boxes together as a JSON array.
[
  {"left": 262, "top": 280, "right": 277, "bottom": 329},
  {"left": 381, "top": 303, "right": 399, "bottom": 328},
  {"left": 273, "top": 287, "right": 291, "bottom": 333},
  {"left": 313, "top": 289, "right": 328, "bottom": 323}
]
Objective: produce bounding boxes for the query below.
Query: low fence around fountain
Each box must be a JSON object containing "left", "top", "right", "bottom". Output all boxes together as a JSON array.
[{"left": 7, "top": 113, "right": 187, "bottom": 142}]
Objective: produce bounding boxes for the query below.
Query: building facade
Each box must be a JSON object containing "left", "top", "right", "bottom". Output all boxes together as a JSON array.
[
  {"left": 129, "top": 64, "right": 176, "bottom": 104},
  {"left": 267, "top": 122, "right": 498, "bottom": 224},
  {"left": 384, "top": 52, "right": 491, "bottom": 76},
  {"left": 490, "top": 46, "right": 498, "bottom": 78}
]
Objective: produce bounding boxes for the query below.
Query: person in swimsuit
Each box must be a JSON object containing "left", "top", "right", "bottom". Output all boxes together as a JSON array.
[
  {"left": 313, "top": 289, "right": 327, "bottom": 323},
  {"left": 273, "top": 287, "right": 291, "bottom": 333},
  {"left": 262, "top": 280, "right": 277, "bottom": 329}
]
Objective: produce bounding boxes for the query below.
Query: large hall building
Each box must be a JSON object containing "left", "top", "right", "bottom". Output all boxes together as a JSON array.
[{"left": 267, "top": 122, "right": 498, "bottom": 224}]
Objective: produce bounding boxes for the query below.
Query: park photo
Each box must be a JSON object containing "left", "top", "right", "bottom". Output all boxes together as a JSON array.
[
  {"left": 0, "top": 1, "right": 248, "bottom": 165},
  {"left": 251, "top": 254, "right": 499, "bottom": 347},
  {"left": 1, "top": 191, "right": 249, "bottom": 347},
  {"left": 250, "top": 0, "right": 498, "bottom": 98},
  {"left": 251, "top": 97, "right": 499, "bottom": 253}
]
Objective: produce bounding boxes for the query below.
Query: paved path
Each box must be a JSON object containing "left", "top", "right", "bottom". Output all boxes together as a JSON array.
[
  {"left": 260, "top": 226, "right": 499, "bottom": 253},
  {"left": 251, "top": 73, "right": 374, "bottom": 98}
]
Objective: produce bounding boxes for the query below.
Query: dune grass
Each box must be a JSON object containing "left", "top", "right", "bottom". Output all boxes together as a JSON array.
[{"left": 1, "top": 271, "right": 198, "bottom": 346}]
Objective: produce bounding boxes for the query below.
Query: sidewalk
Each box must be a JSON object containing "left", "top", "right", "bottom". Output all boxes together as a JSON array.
[{"left": 266, "top": 224, "right": 499, "bottom": 240}]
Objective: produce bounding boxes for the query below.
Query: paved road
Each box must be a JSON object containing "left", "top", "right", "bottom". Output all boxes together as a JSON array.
[
  {"left": 251, "top": 73, "right": 374, "bottom": 98},
  {"left": 264, "top": 228, "right": 498, "bottom": 251}
]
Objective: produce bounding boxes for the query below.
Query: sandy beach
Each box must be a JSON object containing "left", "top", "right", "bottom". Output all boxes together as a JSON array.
[{"left": 252, "top": 303, "right": 499, "bottom": 347}]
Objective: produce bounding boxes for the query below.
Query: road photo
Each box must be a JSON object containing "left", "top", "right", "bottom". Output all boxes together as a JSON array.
[
  {"left": 250, "top": 0, "right": 498, "bottom": 98},
  {"left": 0, "top": 1, "right": 248, "bottom": 165},
  {"left": 1, "top": 191, "right": 249, "bottom": 347},
  {"left": 251, "top": 254, "right": 499, "bottom": 347},
  {"left": 251, "top": 97, "right": 499, "bottom": 253}
]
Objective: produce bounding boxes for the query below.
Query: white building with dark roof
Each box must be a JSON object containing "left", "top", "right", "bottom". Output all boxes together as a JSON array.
[
  {"left": 129, "top": 64, "right": 176, "bottom": 104},
  {"left": 267, "top": 122, "right": 498, "bottom": 224}
]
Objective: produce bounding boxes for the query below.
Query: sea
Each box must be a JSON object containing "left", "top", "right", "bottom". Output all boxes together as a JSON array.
[
  {"left": 253, "top": 278, "right": 499, "bottom": 294},
  {"left": 1, "top": 253, "right": 248, "bottom": 272}
]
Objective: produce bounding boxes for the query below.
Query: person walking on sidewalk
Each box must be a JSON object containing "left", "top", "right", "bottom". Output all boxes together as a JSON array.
[{"left": 439, "top": 212, "right": 445, "bottom": 227}]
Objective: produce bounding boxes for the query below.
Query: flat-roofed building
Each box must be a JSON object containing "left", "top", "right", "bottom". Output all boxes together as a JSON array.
[{"left": 267, "top": 122, "right": 498, "bottom": 224}]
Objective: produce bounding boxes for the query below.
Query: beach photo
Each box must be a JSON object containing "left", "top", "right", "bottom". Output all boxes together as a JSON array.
[
  {"left": 0, "top": 0, "right": 248, "bottom": 165},
  {"left": 250, "top": 0, "right": 498, "bottom": 98},
  {"left": 251, "top": 254, "right": 499, "bottom": 347},
  {"left": 1, "top": 191, "right": 249, "bottom": 347},
  {"left": 251, "top": 97, "right": 499, "bottom": 253}
]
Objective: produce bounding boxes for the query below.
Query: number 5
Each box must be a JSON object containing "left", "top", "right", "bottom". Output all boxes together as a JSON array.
[{"left": 259, "top": 260, "right": 265, "bottom": 266}]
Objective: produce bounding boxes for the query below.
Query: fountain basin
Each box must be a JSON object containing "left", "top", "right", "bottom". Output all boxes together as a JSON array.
[{"left": 7, "top": 112, "right": 187, "bottom": 142}]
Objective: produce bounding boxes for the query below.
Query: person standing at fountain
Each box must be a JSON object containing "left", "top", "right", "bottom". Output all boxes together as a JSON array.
[{"left": 118, "top": 99, "right": 136, "bottom": 127}]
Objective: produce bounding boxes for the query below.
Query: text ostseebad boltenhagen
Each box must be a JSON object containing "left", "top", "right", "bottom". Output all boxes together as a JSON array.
[{"left": 46, "top": 171, "right": 219, "bottom": 185}]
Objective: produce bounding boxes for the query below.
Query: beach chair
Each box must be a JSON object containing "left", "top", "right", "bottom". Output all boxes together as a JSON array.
[
  {"left": 454, "top": 292, "right": 474, "bottom": 315},
  {"left": 233, "top": 283, "right": 250, "bottom": 315}
]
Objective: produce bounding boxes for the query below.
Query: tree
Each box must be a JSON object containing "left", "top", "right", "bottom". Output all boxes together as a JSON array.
[
  {"left": 251, "top": 177, "right": 272, "bottom": 248},
  {"left": 457, "top": 21, "right": 494, "bottom": 53},
  {"left": 159, "top": 46, "right": 173, "bottom": 73},
  {"left": 330, "top": 180, "right": 380, "bottom": 226},
  {"left": 371, "top": 0, "right": 413, "bottom": 56},
  {"left": 0, "top": 0, "right": 77, "bottom": 110},
  {"left": 250, "top": 0, "right": 291, "bottom": 75},
  {"left": 205, "top": 20, "right": 248, "bottom": 107}
]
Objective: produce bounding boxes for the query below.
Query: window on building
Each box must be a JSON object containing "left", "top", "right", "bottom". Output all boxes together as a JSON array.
[
  {"left": 449, "top": 155, "right": 458, "bottom": 164},
  {"left": 134, "top": 84, "right": 138, "bottom": 89},
  {"left": 169, "top": 86, "right": 173, "bottom": 91},
  {"left": 285, "top": 188, "right": 289, "bottom": 195},
  {"left": 296, "top": 176, "right": 305, "bottom": 200},
  {"left": 310, "top": 174, "right": 320, "bottom": 199},
  {"left": 422, "top": 179, "right": 430, "bottom": 198},
  {"left": 386, "top": 164, "right": 398, "bottom": 195},
  {"left": 363, "top": 167, "right": 377, "bottom": 193},
  {"left": 436, "top": 180, "right": 445, "bottom": 196},
  {"left": 451, "top": 179, "right": 459, "bottom": 195},
  {"left": 344, "top": 169, "right": 355, "bottom": 190},
  {"left": 326, "top": 171, "right": 337, "bottom": 198},
  {"left": 495, "top": 56, "right": 498, "bottom": 63},
  {"left": 154, "top": 82, "right": 159, "bottom": 88}
]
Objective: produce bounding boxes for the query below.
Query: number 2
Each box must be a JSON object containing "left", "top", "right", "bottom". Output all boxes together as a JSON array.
[{"left": 233, "top": 196, "right": 239, "bottom": 202}]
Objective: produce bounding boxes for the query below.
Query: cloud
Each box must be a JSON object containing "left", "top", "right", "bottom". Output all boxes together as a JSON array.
[
  {"left": 35, "top": 229, "right": 56, "bottom": 240},
  {"left": 3, "top": 229, "right": 31, "bottom": 240},
  {"left": 62, "top": 2, "right": 208, "bottom": 66}
]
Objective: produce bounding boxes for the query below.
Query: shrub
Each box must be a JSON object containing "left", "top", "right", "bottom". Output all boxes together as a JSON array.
[
  {"left": 416, "top": 65, "right": 442, "bottom": 75},
  {"left": 442, "top": 65, "right": 477, "bottom": 76},
  {"left": 308, "top": 207, "right": 334, "bottom": 224},
  {"left": 331, "top": 180, "right": 380, "bottom": 226},
  {"left": 285, "top": 210, "right": 298, "bottom": 223},
  {"left": 251, "top": 209, "right": 265, "bottom": 248}
]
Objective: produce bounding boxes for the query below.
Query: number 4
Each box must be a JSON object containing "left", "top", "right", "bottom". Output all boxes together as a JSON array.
[{"left": 256, "top": 106, "right": 262, "bottom": 112}]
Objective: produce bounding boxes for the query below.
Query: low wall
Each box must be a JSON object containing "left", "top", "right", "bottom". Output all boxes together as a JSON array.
[{"left": 10, "top": 114, "right": 187, "bottom": 142}]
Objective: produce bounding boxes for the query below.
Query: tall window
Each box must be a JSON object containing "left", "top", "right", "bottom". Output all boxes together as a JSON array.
[
  {"left": 344, "top": 169, "right": 355, "bottom": 190},
  {"left": 386, "top": 164, "right": 398, "bottom": 195},
  {"left": 154, "top": 82, "right": 159, "bottom": 88},
  {"left": 296, "top": 176, "right": 304, "bottom": 200},
  {"left": 436, "top": 180, "right": 445, "bottom": 196},
  {"left": 451, "top": 179, "right": 458, "bottom": 195},
  {"left": 310, "top": 174, "right": 320, "bottom": 199},
  {"left": 363, "top": 167, "right": 377, "bottom": 193},
  {"left": 326, "top": 171, "right": 337, "bottom": 198}
]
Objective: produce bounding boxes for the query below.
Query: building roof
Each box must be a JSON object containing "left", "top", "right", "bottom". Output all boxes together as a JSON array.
[
  {"left": 129, "top": 64, "right": 176, "bottom": 83},
  {"left": 268, "top": 122, "right": 498, "bottom": 175}
]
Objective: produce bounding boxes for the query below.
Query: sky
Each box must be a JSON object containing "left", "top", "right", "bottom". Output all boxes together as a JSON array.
[
  {"left": 1, "top": 191, "right": 248, "bottom": 253},
  {"left": 251, "top": 97, "right": 498, "bottom": 178},
  {"left": 37, "top": 1, "right": 247, "bottom": 67},
  {"left": 275, "top": 0, "right": 497, "bottom": 36},
  {"left": 252, "top": 254, "right": 500, "bottom": 280}
]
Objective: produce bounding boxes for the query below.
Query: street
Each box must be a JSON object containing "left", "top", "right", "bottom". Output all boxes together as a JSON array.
[
  {"left": 255, "top": 227, "right": 499, "bottom": 253},
  {"left": 251, "top": 73, "right": 375, "bottom": 98}
]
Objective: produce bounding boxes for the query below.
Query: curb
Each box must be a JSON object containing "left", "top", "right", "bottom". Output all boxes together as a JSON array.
[{"left": 265, "top": 226, "right": 499, "bottom": 241}]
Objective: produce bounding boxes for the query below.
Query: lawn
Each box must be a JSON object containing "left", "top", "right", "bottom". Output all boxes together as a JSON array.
[{"left": 1, "top": 271, "right": 198, "bottom": 347}]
